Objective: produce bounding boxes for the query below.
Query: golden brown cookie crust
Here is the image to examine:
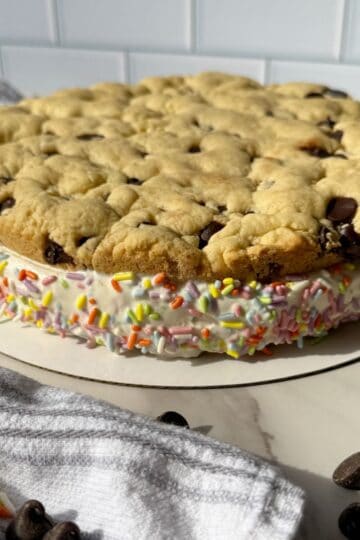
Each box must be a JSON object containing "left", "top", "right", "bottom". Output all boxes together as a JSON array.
[{"left": 0, "top": 72, "right": 359, "bottom": 281}]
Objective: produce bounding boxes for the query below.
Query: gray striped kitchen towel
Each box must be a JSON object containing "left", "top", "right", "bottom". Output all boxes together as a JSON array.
[{"left": 0, "top": 367, "right": 304, "bottom": 539}]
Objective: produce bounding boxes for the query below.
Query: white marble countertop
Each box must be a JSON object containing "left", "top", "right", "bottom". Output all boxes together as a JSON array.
[{"left": 0, "top": 351, "right": 358, "bottom": 540}]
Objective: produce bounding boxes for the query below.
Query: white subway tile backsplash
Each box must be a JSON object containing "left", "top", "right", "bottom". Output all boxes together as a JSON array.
[
  {"left": 197, "top": 0, "right": 344, "bottom": 61},
  {"left": 1, "top": 46, "right": 125, "bottom": 96},
  {"left": 269, "top": 59, "right": 360, "bottom": 98},
  {"left": 0, "top": 0, "right": 55, "bottom": 45},
  {"left": 57, "top": 0, "right": 190, "bottom": 52},
  {"left": 129, "top": 52, "right": 265, "bottom": 84},
  {"left": 342, "top": 0, "right": 360, "bottom": 61}
]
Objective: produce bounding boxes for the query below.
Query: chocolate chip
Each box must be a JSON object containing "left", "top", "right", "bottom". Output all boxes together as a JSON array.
[
  {"left": 338, "top": 503, "right": 360, "bottom": 540},
  {"left": 43, "top": 150, "right": 59, "bottom": 157},
  {"left": 198, "top": 221, "right": 224, "bottom": 249},
  {"left": 217, "top": 205, "right": 226, "bottom": 213},
  {"left": 138, "top": 150, "right": 148, "bottom": 158},
  {"left": 0, "top": 197, "right": 15, "bottom": 213},
  {"left": 317, "top": 117, "right": 336, "bottom": 130},
  {"left": 126, "top": 178, "right": 142, "bottom": 185},
  {"left": 301, "top": 146, "right": 332, "bottom": 158},
  {"left": 43, "top": 521, "right": 81, "bottom": 540},
  {"left": 305, "top": 92, "right": 324, "bottom": 98},
  {"left": 333, "top": 452, "right": 360, "bottom": 489},
  {"left": 44, "top": 131, "right": 55, "bottom": 136},
  {"left": 265, "top": 110, "right": 274, "bottom": 117},
  {"left": 268, "top": 262, "right": 282, "bottom": 278},
  {"left": 6, "top": 500, "right": 53, "bottom": 540},
  {"left": 157, "top": 411, "right": 189, "bottom": 428},
  {"left": 325, "top": 87, "right": 349, "bottom": 99},
  {"left": 76, "top": 133, "right": 104, "bottom": 141},
  {"left": 339, "top": 224, "right": 360, "bottom": 257},
  {"left": 0, "top": 176, "right": 13, "bottom": 185},
  {"left": 331, "top": 130, "right": 344, "bottom": 142},
  {"left": 76, "top": 236, "right": 90, "bottom": 247},
  {"left": 188, "top": 145, "right": 201, "bottom": 153},
  {"left": 326, "top": 197, "right": 357, "bottom": 223},
  {"left": 44, "top": 240, "right": 73, "bottom": 265},
  {"left": 192, "top": 119, "right": 200, "bottom": 127}
]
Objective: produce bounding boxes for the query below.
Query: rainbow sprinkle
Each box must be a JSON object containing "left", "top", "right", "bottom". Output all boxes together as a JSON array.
[{"left": 0, "top": 246, "right": 359, "bottom": 359}]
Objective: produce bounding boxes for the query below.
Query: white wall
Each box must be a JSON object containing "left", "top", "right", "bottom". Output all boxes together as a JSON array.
[{"left": 1, "top": 0, "right": 360, "bottom": 97}]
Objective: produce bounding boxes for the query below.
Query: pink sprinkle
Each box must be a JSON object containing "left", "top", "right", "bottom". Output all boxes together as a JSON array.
[
  {"left": 77, "top": 283, "right": 86, "bottom": 289},
  {"left": 231, "top": 304, "right": 244, "bottom": 317},
  {"left": 242, "top": 328, "right": 251, "bottom": 338},
  {"left": 42, "top": 275, "right": 57, "bottom": 286},
  {"left": 168, "top": 326, "right": 194, "bottom": 335},
  {"left": 188, "top": 308, "right": 203, "bottom": 317},
  {"left": 66, "top": 272, "right": 86, "bottom": 281},
  {"left": 240, "top": 290, "right": 252, "bottom": 300},
  {"left": 302, "top": 288, "right": 310, "bottom": 301},
  {"left": 310, "top": 280, "right": 322, "bottom": 295}
]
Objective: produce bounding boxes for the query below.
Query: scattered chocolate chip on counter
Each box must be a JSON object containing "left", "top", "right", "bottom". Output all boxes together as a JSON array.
[
  {"left": 338, "top": 503, "right": 360, "bottom": 540},
  {"left": 5, "top": 500, "right": 53, "bottom": 540},
  {"left": 5, "top": 499, "right": 81, "bottom": 540},
  {"left": 333, "top": 452, "right": 360, "bottom": 490},
  {"left": 157, "top": 411, "right": 190, "bottom": 428}
]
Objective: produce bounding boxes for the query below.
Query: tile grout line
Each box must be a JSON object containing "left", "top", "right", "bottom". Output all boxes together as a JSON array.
[
  {"left": 338, "top": 0, "right": 350, "bottom": 62},
  {"left": 263, "top": 59, "right": 271, "bottom": 85},
  {"left": 47, "top": 0, "right": 60, "bottom": 46},
  {"left": 123, "top": 51, "right": 131, "bottom": 84},
  {"left": 189, "top": 0, "right": 197, "bottom": 53}
]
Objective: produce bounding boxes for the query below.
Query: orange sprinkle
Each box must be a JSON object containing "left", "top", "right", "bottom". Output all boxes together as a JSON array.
[
  {"left": 261, "top": 346, "right": 273, "bottom": 356},
  {"left": 87, "top": 308, "right": 99, "bottom": 325},
  {"left": 154, "top": 272, "right": 167, "bottom": 285},
  {"left": 18, "top": 269, "right": 26, "bottom": 281},
  {"left": 314, "top": 314, "right": 322, "bottom": 327},
  {"left": 131, "top": 324, "right": 141, "bottom": 332},
  {"left": 342, "top": 275, "right": 352, "bottom": 287},
  {"left": 256, "top": 326, "right": 266, "bottom": 336},
  {"left": 111, "top": 279, "right": 123, "bottom": 293},
  {"left": 138, "top": 338, "right": 152, "bottom": 347},
  {"left": 2, "top": 277, "right": 8, "bottom": 287},
  {"left": 164, "top": 283, "right": 177, "bottom": 291},
  {"left": 25, "top": 270, "right": 38, "bottom": 280},
  {"left": 201, "top": 328, "right": 210, "bottom": 339},
  {"left": 170, "top": 296, "right": 184, "bottom": 309},
  {"left": 271, "top": 281, "right": 285, "bottom": 287},
  {"left": 231, "top": 288, "right": 240, "bottom": 297},
  {"left": 71, "top": 313, "right": 79, "bottom": 324},
  {"left": 89, "top": 297, "right": 97, "bottom": 305},
  {"left": 127, "top": 332, "right": 137, "bottom": 350},
  {"left": 247, "top": 336, "right": 261, "bottom": 345}
]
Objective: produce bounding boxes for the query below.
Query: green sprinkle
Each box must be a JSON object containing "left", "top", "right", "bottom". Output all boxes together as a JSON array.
[
  {"left": 149, "top": 312, "right": 160, "bottom": 320},
  {"left": 248, "top": 346, "right": 256, "bottom": 356},
  {"left": 60, "top": 279, "right": 69, "bottom": 289},
  {"left": 237, "top": 336, "right": 245, "bottom": 347},
  {"left": 143, "top": 303, "right": 152, "bottom": 316},
  {"left": 127, "top": 309, "right": 138, "bottom": 324},
  {"left": 20, "top": 296, "right": 28, "bottom": 305},
  {"left": 259, "top": 296, "right": 271, "bottom": 305},
  {"left": 198, "top": 295, "right": 209, "bottom": 313},
  {"left": 295, "top": 309, "right": 302, "bottom": 323},
  {"left": 338, "top": 282, "right": 346, "bottom": 294},
  {"left": 221, "top": 284, "right": 234, "bottom": 296}
]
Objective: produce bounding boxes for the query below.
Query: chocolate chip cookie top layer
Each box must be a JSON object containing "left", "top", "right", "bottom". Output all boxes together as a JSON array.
[{"left": 0, "top": 72, "right": 360, "bottom": 281}]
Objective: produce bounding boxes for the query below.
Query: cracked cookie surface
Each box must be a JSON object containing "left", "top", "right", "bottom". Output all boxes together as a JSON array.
[{"left": 0, "top": 72, "right": 359, "bottom": 281}]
